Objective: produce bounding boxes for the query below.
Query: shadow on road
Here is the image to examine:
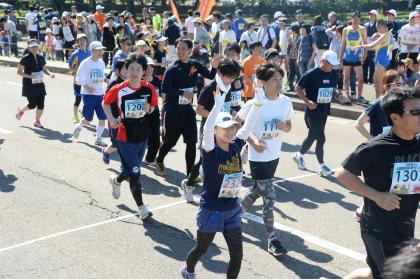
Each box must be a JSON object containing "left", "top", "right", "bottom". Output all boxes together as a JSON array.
[
  {"left": 21, "top": 126, "right": 72, "bottom": 143},
  {"left": 0, "top": 169, "right": 17, "bottom": 192}
]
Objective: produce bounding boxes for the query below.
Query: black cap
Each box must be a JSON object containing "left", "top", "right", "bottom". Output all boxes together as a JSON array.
[
  {"left": 352, "top": 11, "right": 361, "bottom": 18},
  {"left": 295, "top": 9, "right": 303, "bottom": 15}
]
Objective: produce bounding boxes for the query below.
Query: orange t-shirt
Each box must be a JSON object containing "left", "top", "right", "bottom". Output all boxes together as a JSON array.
[
  {"left": 242, "top": 55, "right": 266, "bottom": 98},
  {"left": 95, "top": 12, "right": 105, "bottom": 32}
]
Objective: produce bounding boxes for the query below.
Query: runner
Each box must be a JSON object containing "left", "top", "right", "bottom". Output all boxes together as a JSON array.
[
  {"left": 238, "top": 63, "right": 293, "bottom": 257},
  {"left": 180, "top": 80, "right": 265, "bottom": 279},
  {"left": 242, "top": 41, "right": 265, "bottom": 101},
  {"left": 16, "top": 39, "right": 55, "bottom": 128},
  {"left": 154, "top": 38, "right": 220, "bottom": 177},
  {"left": 182, "top": 58, "right": 241, "bottom": 202},
  {"left": 102, "top": 60, "right": 128, "bottom": 165},
  {"left": 339, "top": 11, "right": 368, "bottom": 104},
  {"left": 72, "top": 41, "right": 108, "bottom": 147},
  {"left": 360, "top": 19, "right": 394, "bottom": 98},
  {"left": 143, "top": 57, "right": 162, "bottom": 165},
  {"left": 337, "top": 87, "right": 420, "bottom": 279},
  {"left": 293, "top": 50, "right": 338, "bottom": 176},
  {"left": 68, "top": 33, "right": 91, "bottom": 124},
  {"left": 103, "top": 53, "right": 158, "bottom": 220}
]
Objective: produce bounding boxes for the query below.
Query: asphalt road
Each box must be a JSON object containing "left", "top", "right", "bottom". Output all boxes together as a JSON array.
[{"left": 0, "top": 66, "right": 418, "bottom": 279}]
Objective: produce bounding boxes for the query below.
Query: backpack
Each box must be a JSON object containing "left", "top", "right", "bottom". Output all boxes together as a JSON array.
[
  {"left": 263, "top": 26, "right": 274, "bottom": 49},
  {"left": 314, "top": 27, "right": 329, "bottom": 50}
]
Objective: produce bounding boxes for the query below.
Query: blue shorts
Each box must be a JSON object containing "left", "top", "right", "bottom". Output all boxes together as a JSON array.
[
  {"left": 375, "top": 58, "right": 389, "bottom": 69},
  {"left": 73, "top": 84, "right": 82, "bottom": 96},
  {"left": 197, "top": 204, "right": 241, "bottom": 233},
  {"left": 118, "top": 140, "right": 148, "bottom": 177},
  {"left": 82, "top": 95, "right": 107, "bottom": 122}
]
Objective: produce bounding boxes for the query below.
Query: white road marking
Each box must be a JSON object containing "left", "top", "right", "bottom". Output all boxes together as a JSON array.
[
  {"left": 0, "top": 200, "right": 186, "bottom": 253},
  {"left": 242, "top": 212, "right": 366, "bottom": 263},
  {"left": 273, "top": 168, "right": 340, "bottom": 184},
  {"left": 5, "top": 81, "right": 21, "bottom": 87},
  {"left": 0, "top": 169, "right": 366, "bottom": 265},
  {"left": 0, "top": 128, "right": 12, "bottom": 134}
]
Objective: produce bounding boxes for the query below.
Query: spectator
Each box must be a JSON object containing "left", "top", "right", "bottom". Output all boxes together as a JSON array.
[
  {"left": 164, "top": 18, "right": 181, "bottom": 63},
  {"left": 287, "top": 23, "right": 301, "bottom": 91},
  {"left": 1, "top": 15, "right": 18, "bottom": 57},
  {"left": 298, "top": 24, "right": 315, "bottom": 75},
  {"left": 363, "top": 10, "right": 378, "bottom": 84},
  {"left": 219, "top": 19, "right": 236, "bottom": 56},
  {"left": 294, "top": 9, "right": 305, "bottom": 27},
  {"left": 233, "top": 9, "right": 247, "bottom": 42},
  {"left": 311, "top": 15, "right": 329, "bottom": 67},
  {"left": 386, "top": 9, "right": 401, "bottom": 69},
  {"left": 240, "top": 23, "right": 257, "bottom": 46},
  {"left": 149, "top": 7, "right": 162, "bottom": 32},
  {"left": 102, "top": 15, "right": 116, "bottom": 67},
  {"left": 327, "top": 11, "right": 338, "bottom": 28},
  {"left": 398, "top": 12, "right": 420, "bottom": 73},
  {"left": 25, "top": 6, "right": 39, "bottom": 39},
  {"left": 95, "top": 5, "right": 105, "bottom": 34},
  {"left": 185, "top": 10, "right": 194, "bottom": 40},
  {"left": 59, "top": 16, "right": 76, "bottom": 61},
  {"left": 242, "top": 41, "right": 265, "bottom": 100},
  {"left": 257, "top": 14, "right": 277, "bottom": 50}
]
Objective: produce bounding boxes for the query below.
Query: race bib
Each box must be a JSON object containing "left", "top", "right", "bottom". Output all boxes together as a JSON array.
[
  {"left": 31, "top": 71, "right": 44, "bottom": 84},
  {"left": 90, "top": 69, "right": 104, "bottom": 84},
  {"left": 221, "top": 101, "right": 231, "bottom": 113},
  {"left": 218, "top": 172, "right": 243, "bottom": 198},
  {"left": 261, "top": 119, "right": 280, "bottom": 140},
  {"left": 317, "top": 87, "right": 333, "bottom": 104},
  {"left": 179, "top": 87, "right": 194, "bottom": 105},
  {"left": 125, "top": 99, "right": 146, "bottom": 119},
  {"left": 390, "top": 162, "right": 420, "bottom": 195},
  {"left": 382, "top": 126, "right": 392, "bottom": 134},
  {"left": 230, "top": 91, "right": 242, "bottom": 107},
  {"left": 238, "top": 23, "right": 245, "bottom": 30}
]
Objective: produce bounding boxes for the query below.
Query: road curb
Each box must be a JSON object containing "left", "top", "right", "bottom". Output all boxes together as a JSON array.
[{"left": 0, "top": 57, "right": 363, "bottom": 120}]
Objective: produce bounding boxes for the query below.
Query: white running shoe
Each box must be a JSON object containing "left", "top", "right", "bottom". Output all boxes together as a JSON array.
[
  {"left": 292, "top": 153, "right": 307, "bottom": 170},
  {"left": 95, "top": 138, "right": 108, "bottom": 147},
  {"left": 319, "top": 165, "right": 334, "bottom": 177},
  {"left": 73, "top": 125, "right": 82, "bottom": 139},
  {"left": 109, "top": 175, "right": 121, "bottom": 199},
  {"left": 138, "top": 205, "right": 152, "bottom": 220},
  {"left": 181, "top": 179, "right": 195, "bottom": 202}
]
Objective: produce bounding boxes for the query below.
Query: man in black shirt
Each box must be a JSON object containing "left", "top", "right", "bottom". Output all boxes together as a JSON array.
[
  {"left": 164, "top": 18, "right": 181, "bottom": 63},
  {"left": 337, "top": 87, "right": 420, "bottom": 279},
  {"left": 155, "top": 38, "right": 220, "bottom": 177}
]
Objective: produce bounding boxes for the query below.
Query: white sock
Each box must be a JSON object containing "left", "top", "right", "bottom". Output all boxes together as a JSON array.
[
  {"left": 296, "top": 152, "right": 303, "bottom": 158},
  {"left": 75, "top": 123, "right": 83, "bottom": 130},
  {"left": 96, "top": 125, "right": 105, "bottom": 139}
]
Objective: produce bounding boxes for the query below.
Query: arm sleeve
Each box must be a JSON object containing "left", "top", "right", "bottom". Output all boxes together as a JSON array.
[
  {"left": 161, "top": 65, "right": 184, "bottom": 96},
  {"left": 202, "top": 97, "right": 224, "bottom": 152}
]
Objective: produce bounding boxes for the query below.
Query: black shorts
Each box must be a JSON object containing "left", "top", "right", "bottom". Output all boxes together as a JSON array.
[
  {"left": 399, "top": 52, "right": 419, "bottom": 65},
  {"left": 343, "top": 60, "right": 362, "bottom": 67},
  {"left": 27, "top": 95, "right": 45, "bottom": 110},
  {"left": 361, "top": 232, "right": 403, "bottom": 279},
  {"left": 163, "top": 108, "right": 197, "bottom": 146},
  {"left": 249, "top": 158, "right": 279, "bottom": 180}
]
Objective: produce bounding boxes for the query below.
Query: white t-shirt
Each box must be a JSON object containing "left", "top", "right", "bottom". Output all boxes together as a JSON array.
[
  {"left": 240, "top": 30, "right": 257, "bottom": 46},
  {"left": 76, "top": 58, "right": 105, "bottom": 96},
  {"left": 279, "top": 29, "right": 289, "bottom": 55},
  {"left": 238, "top": 94, "right": 294, "bottom": 162},
  {"left": 257, "top": 26, "right": 276, "bottom": 48},
  {"left": 219, "top": 30, "right": 237, "bottom": 55},
  {"left": 185, "top": 16, "right": 194, "bottom": 34},
  {"left": 54, "top": 39, "right": 63, "bottom": 50},
  {"left": 211, "top": 22, "right": 220, "bottom": 38},
  {"left": 25, "top": 12, "right": 38, "bottom": 32},
  {"left": 62, "top": 26, "right": 75, "bottom": 42},
  {"left": 398, "top": 23, "right": 420, "bottom": 53}
]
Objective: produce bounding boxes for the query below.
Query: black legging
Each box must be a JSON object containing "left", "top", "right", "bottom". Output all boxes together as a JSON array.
[
  {"left": 27, "top": 95, "right": 45, "bottom": 110},
  {"left": 300, "top": 115, "right": 327, "bottom": 164},
  {"left": 116, "top": 173, "right": 144, "bottom": 206},
  {"left": 186, "top": 229, "right": 243, "bottom": 279},
  {"left": 187, "top": 157, "right": 202, "bottom": 186},
  {"left": 156, "top": 141, "right": 196, "bottom": 175},
  {"left": 74, "top": 95, "right": 82, "bottom": 107},
  {"left": 145, "top": 109, "right": 161, "bottom": 163}
]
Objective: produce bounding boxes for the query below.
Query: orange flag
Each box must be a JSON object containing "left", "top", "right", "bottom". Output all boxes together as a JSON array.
[
  {"left": 169, "top": 0, "right": 182, "bottom": 25},
  {"left": 202, "top": 0, "right": 215, "bottom": 20}
]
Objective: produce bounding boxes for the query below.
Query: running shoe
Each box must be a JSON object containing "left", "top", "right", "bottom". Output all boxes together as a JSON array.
[
  {"left": 142, "top": 159, "right": 155, "bottom": 165},
  {"left": 138, "top": 205, "right": 152, "bottom": 220},
  {"left": 109, "top": 175, "right": 121, "bottom": 199},
  {"left": 355, "top": 206, "right": 363, "bottom": 219},
  {"left": 95, "top": 138, "right": 108, "bottom": 147},
  {"left": 155, "top": 160, "right": 166, "bottom": 176},
  {"left": 72, "top": 115, "right": 80, "bottom": 124},
  {"left": 292, "top": 153, "right": 307, "bottom": 170},
  {"left": 15, "top": 108, "right": 24, "bottom": 120},
  {"left": 102, "top": 148, "right": 111, "bottom": 165},
  {"left": 33, "top": 120, "right": 44, "bottom": 128},
  {"left": 356, "top": 96, "right": 369, "bottom": 105},
  {"left": 180, "top": 266, "right": 196, "bottom": 279},
  {"left": 318, "top": 165, "right": 334, "bottom": 177},
  {"left": 268, "top": 235, "right": 288, "bottom": 257},
  {"left": 181, "top": 179, "right": 195, "bottom": 202},
  {"left": 72, "top": 125, "right": 82, "bottom": 139}
]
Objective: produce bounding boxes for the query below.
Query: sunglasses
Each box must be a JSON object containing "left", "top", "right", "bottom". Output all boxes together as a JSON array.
[{"left": 404, "top": 109, "right": 420, "bottom": 116}]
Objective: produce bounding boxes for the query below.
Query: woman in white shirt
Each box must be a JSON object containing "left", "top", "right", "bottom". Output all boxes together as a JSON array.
[
  {"left": 240, "top": 23, "right": 257, "bottom": 46},
  {"left": 219, "top": 20, "right": 237, "bottom": 56}
]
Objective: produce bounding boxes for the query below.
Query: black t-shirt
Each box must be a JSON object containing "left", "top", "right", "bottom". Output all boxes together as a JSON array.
[
  {"left": 20, "top": 53, "right": 47, "bottom": 97},
  {"left": 342, "top": 132, "right": 420, "bottom": 242},
  {"left": 297, "top": 67, "right": 337, "bottom": 118},
  {"left": 153, "top": 48, "right": 167, "bottom": 77},
  {"left": 365, "top": 98, "right": 388, "bottom": 137},
  {"left": 198, "top": 81, "right": 233, "bottom": 117}
]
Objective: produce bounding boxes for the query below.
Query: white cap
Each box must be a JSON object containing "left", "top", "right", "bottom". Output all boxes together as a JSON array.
[
  {"left": 28, "top": 39, "right": 39, "bottom": 48},
  {"left": 96, "top": 5, "right": 104, "bottom": 10},
  {"left": 135, "top": 40, "right": 147, "bottom": 47},
  {"left": 156, "top": 36, "right": 168, "bottom": 42},
  {"left": 89, "top": 41, "right": 106, "bottom": 50},
  {"left": 76, "top": 13, "right": 84, "bottom": 18},
  {"left": 206, "top": 15, "right": 214, "bottom": 21},
  {"left": 368, "top": 10, "right": 378, "bottom": 17},
  {"left": 274, "top": 11, "right": 285, "bottom": 19},
  {"left": 146, "top": 57, "right": 155, "bottom": 66},
  {"left": 409, "top": 11, "right": 419, "bottom": 20},
  {"left": 46, "top": 28, "right": 52, "bottom": 33},
  {"left": 76, "top": 33, "right": 87, "bottom": 40},
  {"left": 386, "top": 9, "right": 397, "bottom": 17},
  {"left": 321, "top": 50, "right": 340, "bottom": 66},
  {"left": 52, "top": 17, "right": 59, "bottom": 23},
  {"left": 199, "top": 47, "right": 208, "bottom": 54},
  {"left": 62, "top": 11, "right": 70, "bottom": 17},
  {"left": 215, "top": 112, "right": 240, "bottom": 129},
  {"left": 193, "top": 17, "right": 202, "bottom": 24}
]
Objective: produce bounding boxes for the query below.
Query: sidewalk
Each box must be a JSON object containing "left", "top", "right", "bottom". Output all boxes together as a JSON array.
[{"left": 0, "top": 55, "right": 375, "bottom": 120}]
